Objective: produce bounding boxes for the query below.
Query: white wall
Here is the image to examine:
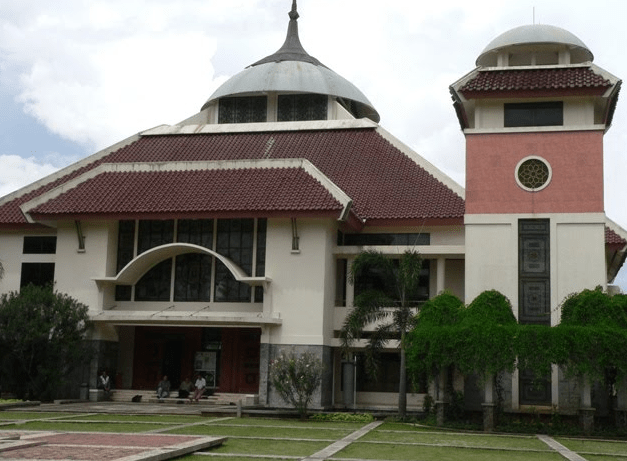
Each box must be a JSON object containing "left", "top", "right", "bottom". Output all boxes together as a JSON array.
[
  {"left": 465, "top": 221, "right": 516, "bottom": 305},
  {"left": 465, "top": 213, "right": 607, "bottom": 320},
  {"left": 263, "top": 217, "right": 337, "bottom": 346},
  {"left": 54, "top": 220, "right": 118, "bottom": 312},
  {"left": 473, "top": 98, "right": 596, "bottom": 131}
]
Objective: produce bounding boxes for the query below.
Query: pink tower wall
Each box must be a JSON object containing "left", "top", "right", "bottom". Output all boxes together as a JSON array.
[{"left": 465, "top": 131, "right": 604, "bottom": 215}]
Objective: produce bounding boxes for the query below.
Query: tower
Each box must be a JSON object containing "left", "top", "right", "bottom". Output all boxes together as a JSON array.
[{"left": 450, "top": 25, "right": 621, "bottom": 408}]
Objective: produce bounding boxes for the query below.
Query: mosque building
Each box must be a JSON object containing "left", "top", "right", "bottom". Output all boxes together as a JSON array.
[{"left": 0, "top": 1, "right": 625, "bottom": 413}]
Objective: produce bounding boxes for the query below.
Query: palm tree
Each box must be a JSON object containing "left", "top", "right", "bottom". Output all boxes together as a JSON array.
[{"left": 340, "top": 249, "right": 424, "bottom": 418}]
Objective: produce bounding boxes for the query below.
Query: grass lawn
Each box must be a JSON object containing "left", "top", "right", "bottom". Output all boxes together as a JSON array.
[
  {"left": 168, "top": 423, "right": 353, "bottom": 440},
  {"left": 585, "top": 457, "right": 627, "bottom": 461},
  {"left": 0, "top": 411, "right": 81, "bottom": 420},
  {"left": 74, "top": 413, "right": 209, "bottom": 423},
  {"left": 198, "top": 437, "right": 329, "bottom": 457},
  {"left": 182, "top": 457, "right": 295, "bottom": 461},
  {"left": 335, "top": 442, "right": 563, "bottom": 461},
  {"left": 367, "top": 428, "right": 548, "bottom": 450},
  {"left": 3, "top": 410, "right": 626, "bottom": 460},
  {"left": 215, "top": 417, "right": 366, "bottom": 430},
  {"left": 0, "top": 420, "right": 167, "bottom": 432},
  {"left": 555, "top": 437, "right": 627, "bottom": 456}
]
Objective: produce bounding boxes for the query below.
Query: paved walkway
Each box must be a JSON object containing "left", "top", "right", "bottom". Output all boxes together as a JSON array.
[{"left": 0, "top": 432, "right": 225, "bottom": 461}]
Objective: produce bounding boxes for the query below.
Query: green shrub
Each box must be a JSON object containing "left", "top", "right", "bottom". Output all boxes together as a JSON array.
[
  {"left": 270, "top": 351, "right": 324, "bottom": 420},
  {"left": 309, "top": 412, "right": 374, "bottom": 422}
]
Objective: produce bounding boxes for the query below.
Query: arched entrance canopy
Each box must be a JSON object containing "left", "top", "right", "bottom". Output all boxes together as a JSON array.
[{"left": 93, "top": 243, "right": 270, "bottom": 288}]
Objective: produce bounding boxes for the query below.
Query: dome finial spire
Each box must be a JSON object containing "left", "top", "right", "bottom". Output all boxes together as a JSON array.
[
  {"left": 250, "top": 0, "right": 325, "bottom": 68},
  {"left": 289, "top": 0, "right": 299, "bottom": 21}
]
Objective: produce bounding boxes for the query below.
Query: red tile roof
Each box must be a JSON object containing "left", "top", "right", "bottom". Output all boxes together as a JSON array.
[
  {"left": 460, "top": 67, "right": 611, "bottom": 96},
  {"left": 1, "top": 128, "right": 465, "bottom": 226},
  {"left": 606, "top": 226, "right": 627, "bottom": 246},
  {"left": 28, "top": 168, "right": 344, "bottom": 218}
]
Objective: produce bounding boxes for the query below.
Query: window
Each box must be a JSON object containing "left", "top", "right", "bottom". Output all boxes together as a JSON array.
[
  {"left": 215, "top": 219, "right": 254, "bottom": 302},
  {"left": 177, "top": 219, "right": 213, "bottom": 247},
  {"left": 254, "top": 219, "right": 267, "bottom": 302},
  {"left": 115, "top": 219, "right": 266, "bottom": 303},
  {"left": 338, "top": 232, "right": 430, "bottom": 246},
  {"left": 519, "top": 369, "right": 551, "bottom": 405},
  {"left": 516, "top": 157, "right": 551, "bottom": 191},
  {"left": 519, "top": 219, "right": 550, "bottom": 325},
  {"left": 174, "top": 253, "right": 212, "bottom": 302},
  {"left": 135, "top": 259, "right": 172, "bottom": 302},
  {"left": 504, "top": 102, "right": 563, "bottom": 127},
  {"left": 20, "top": 263, "right": 54, "bottom": 288},
  {"left": 353, "top": 352, "right": 427, "bottom": 393},
  {"left": 278, "top": 94, "right": 327, "bottom": 121},
  {"left": 174, "top": 219, "right": 214, "bottom": 302},
  {"left": 219, "top": 96, "right": 267, "bottom": 124},
  {"left": 21, "top": 236, "right": 56, "bottom": 289},
  {"left": 23, "top": 236, "right": 57, "bottom": 254},
  {"left": 137, "top": 220, "right": 173, "bottom": 254},
  {"left": 335, "top": 258, "right": 347, "bottom": 306},
  {"left": 354, "top": 259, "right": 429, "bottom": 306}
]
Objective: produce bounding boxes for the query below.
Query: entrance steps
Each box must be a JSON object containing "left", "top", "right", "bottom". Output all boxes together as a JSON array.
[{"left": 110, "top": 389, "right": 258, "bottom": 406}]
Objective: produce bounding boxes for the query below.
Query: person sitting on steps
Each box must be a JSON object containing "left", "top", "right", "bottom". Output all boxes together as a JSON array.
[
  {"left": 156, "top": 375, "right": 170, "bottom": 400},
  {"left": 189, "top": 374, "right": 206, "bottom": 403}
]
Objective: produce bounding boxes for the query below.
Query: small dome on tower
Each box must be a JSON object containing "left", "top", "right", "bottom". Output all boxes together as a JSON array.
[
  {"left": 202, "top": 1, "right": 379, "bottom": 122},
  {"left": 476, "top": 24, "right": 594, "bottom": 67}
]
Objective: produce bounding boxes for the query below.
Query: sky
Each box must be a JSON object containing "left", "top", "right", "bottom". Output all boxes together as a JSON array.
[{"left": 0, "top": 0, "right": 625, "bottom": 290}]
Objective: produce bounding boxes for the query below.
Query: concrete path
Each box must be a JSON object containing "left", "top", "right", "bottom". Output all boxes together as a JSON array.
[
  {"left": 537, "top": 434, "right": 589, "bottom": 461},
  {"left": 302, "top": 421, "right": 383, "bottom": 460}
]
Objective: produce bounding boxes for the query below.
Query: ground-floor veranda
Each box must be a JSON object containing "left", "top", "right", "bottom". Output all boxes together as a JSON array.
[
  {"left": 89, "top": 324, "right": 430, "bottom": 409},
  {"left": 88, "top": 323, "right": 618, "bottom": 417}
]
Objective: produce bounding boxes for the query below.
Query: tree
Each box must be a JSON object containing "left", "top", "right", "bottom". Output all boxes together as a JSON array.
[
  {"left": 0, "top": 285, "right": 92, "bottom": 400},
  {"left": 406, "top": 291, "right": 464, "bottom": 391},
  {"left": 340, "top": 249, "right": 424, "bottom": 418},
  {"left": 269, "top": 350, "right": 324, "bottom": 420}
]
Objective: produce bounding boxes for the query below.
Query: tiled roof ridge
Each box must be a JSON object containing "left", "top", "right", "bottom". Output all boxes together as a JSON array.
[
  {"left": 374, "top": 126, "right": 466, "bottom": 200},
  {"left": 0, "top": 125, "right": 466, "bottom": 225},
  {"left": 142, "top": 119, "right": 378, "bottom": 136},
  {"left": 460, "top": 66, "right": 612, "bottom": 94},
  {"left": 26, "top": 168, "right": 347, "bottom": 219},
  {"left": 606, "top": 218, "right": 627, "bottom": 245},
  {"left": 21, "top": 160, "right": 355, "bottom": 224}
]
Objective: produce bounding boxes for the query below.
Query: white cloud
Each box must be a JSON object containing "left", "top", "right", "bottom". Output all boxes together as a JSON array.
[{"left": 0, "top": 155, "right": 59, "bottom": 197}]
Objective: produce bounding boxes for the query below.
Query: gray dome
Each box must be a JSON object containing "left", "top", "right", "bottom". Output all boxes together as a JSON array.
[
  {"left": 476, "top": 24, "right": 593, "bottom": 67},
  {"left": 202, "top": 60, "right": 380, "bottom": 122},
  {"left": 201, "top": 1, "right": 380, "bottom": 123}
]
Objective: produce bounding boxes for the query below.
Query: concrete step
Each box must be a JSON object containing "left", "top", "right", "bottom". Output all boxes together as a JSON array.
[{"left": 108, "top": 389, "right": 258, "bottom": 406}]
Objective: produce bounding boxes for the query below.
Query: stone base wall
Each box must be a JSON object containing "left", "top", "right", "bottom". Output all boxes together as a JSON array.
[
  {"left": 259, "top": 344, "right": 332, "bottom": 409},
  {"left": 558, "top": 370, "right": 580, "bottom": 415}
]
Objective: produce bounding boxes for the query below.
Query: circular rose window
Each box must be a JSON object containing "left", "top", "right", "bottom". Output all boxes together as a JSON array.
[{"left": 515, "top": 157, "right": 552, "bottom": 191}]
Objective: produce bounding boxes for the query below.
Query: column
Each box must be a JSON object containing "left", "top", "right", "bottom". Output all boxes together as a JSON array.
[{"left": 436, "top": 257, "right": 445, "bottom": 295}]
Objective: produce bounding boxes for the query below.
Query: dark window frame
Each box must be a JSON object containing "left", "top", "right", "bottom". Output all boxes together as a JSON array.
[
  {"left": 218, "top": 96, "right": 267, "bottom": 124},
  {"left": 338, "top": 232, "right": 430, "bottom": 246},
  {"left": 23, "top": 236, "right": 57, "bottom": 254},
  {"left": 504, "top": 101, "right": 563, "bottom": 128},
  {"left": 277, "top": 93, "right": 328, "bottom": 121},
  {"left": 20, "top": 262, "right": 55, "bottom": 289}
]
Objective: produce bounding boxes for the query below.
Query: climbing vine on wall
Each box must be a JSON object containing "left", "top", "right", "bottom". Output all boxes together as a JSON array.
[{"left": 407, "top": 288, "right": 627, "bottom": 388}]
